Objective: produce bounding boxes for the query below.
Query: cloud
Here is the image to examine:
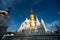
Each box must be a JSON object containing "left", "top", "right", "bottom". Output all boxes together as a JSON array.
[
  {"left": 58, "top": 12, "right": 60, "bottom": 15},
  {"left": 46, "top": 20, "right": 60, "bottom": 30}
]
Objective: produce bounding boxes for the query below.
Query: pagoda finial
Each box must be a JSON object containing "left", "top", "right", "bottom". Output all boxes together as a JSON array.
[{"left": 30, "top": 9, "right": 33, "bottom": 13}]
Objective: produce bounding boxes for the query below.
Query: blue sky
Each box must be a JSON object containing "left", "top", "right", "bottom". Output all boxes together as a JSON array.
[{"left": 0, "top": 0, "right": 60, "bottom": 32}]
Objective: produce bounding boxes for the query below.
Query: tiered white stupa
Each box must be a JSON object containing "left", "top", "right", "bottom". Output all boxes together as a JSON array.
[{"left": 18, "top": 10, "right": 47, "bottom": 32}]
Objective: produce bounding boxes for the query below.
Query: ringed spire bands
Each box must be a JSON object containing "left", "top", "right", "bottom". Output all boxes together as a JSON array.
[{"left": 30, "top": 10, "right": 36, "bottom": 29}]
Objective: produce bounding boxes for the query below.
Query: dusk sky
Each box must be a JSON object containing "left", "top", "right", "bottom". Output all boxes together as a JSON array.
[{"left": 0, "top": 0, "right": 60, "bottom": 32}]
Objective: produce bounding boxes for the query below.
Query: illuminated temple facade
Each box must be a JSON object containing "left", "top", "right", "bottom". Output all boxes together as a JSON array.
[
  {"left": 18, "top": 10, "right": 47, "bottom": 32},
  {"left": 13, "top": 10, "right": 60, "bottom": 40}
]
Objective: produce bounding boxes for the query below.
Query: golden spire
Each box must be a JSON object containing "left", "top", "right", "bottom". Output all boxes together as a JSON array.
[{"left": 30, "top": 9, "right": 36, "bottom": 29}]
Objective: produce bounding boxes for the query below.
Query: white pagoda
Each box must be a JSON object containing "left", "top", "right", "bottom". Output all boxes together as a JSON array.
[{"left": 18, "top": 10, "right": 47, "bottom": 32}]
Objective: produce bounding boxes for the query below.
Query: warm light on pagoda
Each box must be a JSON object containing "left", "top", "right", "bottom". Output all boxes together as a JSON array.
[{"left": 30, "top": 14, "right": 36, "bottom": 29}]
